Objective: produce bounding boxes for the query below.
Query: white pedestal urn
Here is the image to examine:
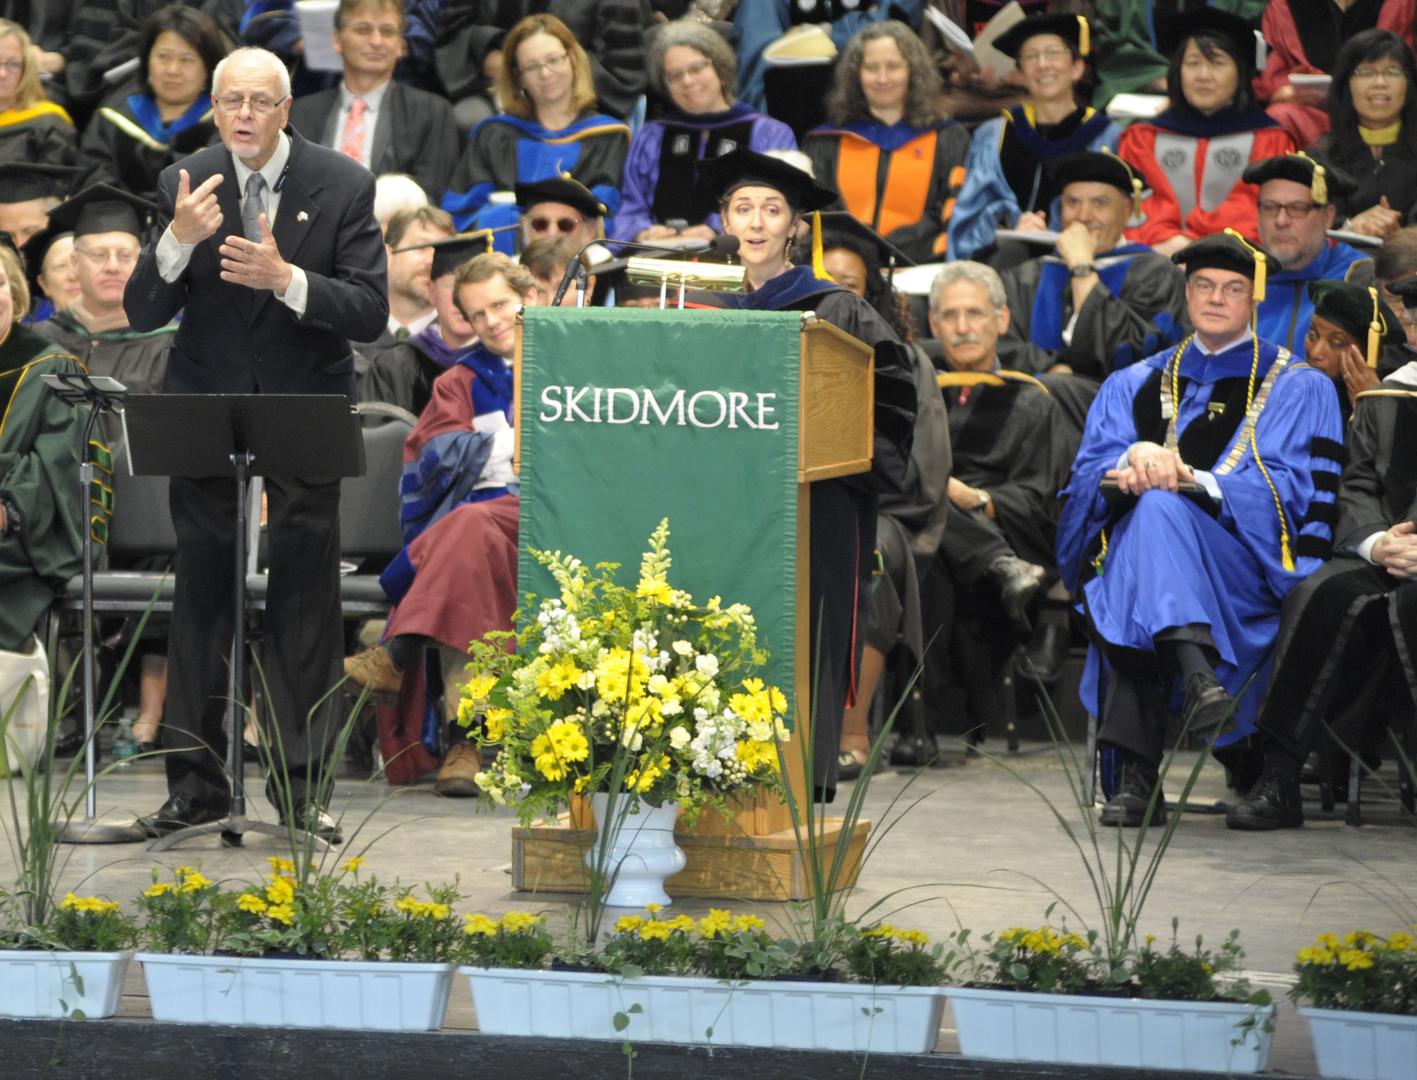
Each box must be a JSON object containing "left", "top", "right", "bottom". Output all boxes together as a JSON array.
[
  {"left": 0, "top": 948, "right": 133, "bottom": 1019},
  {"left": 1301, "top": 1006, "right": 1417, "bottom": 1080},
  {"left": 587, "top": 793, "right": 686, "bottom": 908}
]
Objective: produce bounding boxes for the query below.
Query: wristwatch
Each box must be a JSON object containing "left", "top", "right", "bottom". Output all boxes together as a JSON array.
[
  {"left": 974, "top": 489, "right": 993, "bottom": 514},
  {"left": 1070, "top": 263, "right": 1096, "bottom": 278}
]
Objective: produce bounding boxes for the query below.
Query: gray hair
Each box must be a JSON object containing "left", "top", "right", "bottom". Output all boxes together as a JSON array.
[
  {"left": 646, "top": 20, "right": 738, "bottom": 106},
  {"left": 212, "top": 47, "right": 291, "bottom": 101},
  {"left": 930, "top": 261, "right": 1006, "bottom": 311}
]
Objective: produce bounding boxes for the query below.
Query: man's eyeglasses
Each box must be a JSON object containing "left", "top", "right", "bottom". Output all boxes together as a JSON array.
[
  {"left": 518, "top": 53, "right": 569, "bottom": 80},
  {"left": 529, "top": 215, "right": 584, "bottom": 235},
  {"left": 1257, "top": 199, "right": 1322, "bottom": 218},
  {"left": 1187, "top": 278, "right": 1252, "bottom": 301},
  {"left": 74, "top": 246, "right": 140, "bottom": 268},
  {"left": 214, "top": 94, "right": 288, "bottom": 115}
]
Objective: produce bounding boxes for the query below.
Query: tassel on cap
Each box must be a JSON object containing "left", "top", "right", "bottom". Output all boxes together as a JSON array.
[
  {"left": 1076, "top": 15, "right": 1090, "bottom": 57},
  {"left": 1102, "top": 147, "right": 1143, "bottom": 217},
  {"left": 1224, "top": 227, "right": 1266, "bottom": 304},
  {"left": 1369, "top": 286, "right": 1383, "bottom": 369},
  {"left": 1294, "top": 151, "right": 1327, "bottom": 205},
  {"left": 811, "top": 210, "right": 831, "bottom": 281}
]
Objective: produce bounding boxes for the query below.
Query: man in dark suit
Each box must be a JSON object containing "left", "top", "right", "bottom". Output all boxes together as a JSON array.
[
  {"left": 124, "top": 46, "right": 388, "bottom": 841},
  {"left": 288, "top": 0, "right": 459, "bottom": 203}
]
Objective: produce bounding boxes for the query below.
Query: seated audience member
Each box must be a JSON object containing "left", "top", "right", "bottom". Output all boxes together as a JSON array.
[
  {"left": 26, "top": 229, "right": 81, "bottom": 323},
  {"left": 1121, "top": 10, "right": 1294, "bottom": 257},
  {"left": 917, "top": 260, "right": 1073, "bottom": 754},
  {"left": 998, "top": 151, "right": 1188, "bottom": 429},
  {"left": 0, "top": 164, "right": 75, "bottom": 252},
  {"left": 346, "top": 252, "right": 536, "bottom": 795},
  {"left": 0, "top": 19, "right": 77, "bottom": 167},
  {"left": 1302, "top": 281, "right": 1402, "bottom": 418},
  {"left": 441, "top": 14, "right": 631, "bottom": 246},
  {"left": 434, "top": 0, "right": 650, "bottom": 123},
  {"left": 0, "top": 240, "right": 88, "bottom": 657},
  {"left": 1375, "top": 226, "right": 1417, "bottom": 357},
  {"left": 290, "top": 0, "right": 460, "bottom": 203},
  {"left": 950, "top": 14, "right": 1121, "bottom": 265},
  {"left": 821, "top": 217, "right": 947, "bottom": 773},
  {"left": 1056, "top": 231, "right": 1345, "bottom": 826},
  {"left": 375, "top": 173, "right": 431, "bottom": 229},
  {"left": 1258, "top": 0, "right": 1414, "bottom": 149},
  {"left": 1228, "top": 280, "right": 1414, "bottom": 831},
  {"left": 1248, "top": 152, "right": 1374, "bottom": 357},
  {"left": 732, "top": 0, "right": 922, "bottom": 114},
  {"left": 521, "top": 234, "right": 589, "bottom": 307},
  {"left": 1314, "top": 31, "right": 1417, "bottom": 243},
  {"left": 360, "top": 228, "right": 482, "bottom": 418},
  {"left": 516, "top": 172, "right": 602, "bottom": 252},
  {"left": 614, "top": 20, "right": 795, "bottom": 245},
  {"left": 803, "top": 21, "right": 969, "bottom": 263},
  {"left": 358, "top": 204, "right": 454, "bottom": 356},
  {"left": 78, "top": 6, "right": 226, "bottom": 204}
]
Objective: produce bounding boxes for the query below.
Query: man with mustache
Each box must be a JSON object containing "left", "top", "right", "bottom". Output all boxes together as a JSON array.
[
  {"left": 925, "top": 260, "right": 1075, "bottom": 744},
  {"left": 996, "top": 151, "right": 1189, "bottom": 431}
]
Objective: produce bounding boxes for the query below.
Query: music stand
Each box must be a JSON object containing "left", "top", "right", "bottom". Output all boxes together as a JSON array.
[
  {"left": 41, "top": 372, "right": 146, "bottom": 844},
  {"left": 117, "top": 394, "right": 365, "bottom": 852}
]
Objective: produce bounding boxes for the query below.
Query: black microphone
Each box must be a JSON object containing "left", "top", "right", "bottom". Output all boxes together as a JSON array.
[{"left": 550, "top": 234, "right": 741, "bottom": 305}]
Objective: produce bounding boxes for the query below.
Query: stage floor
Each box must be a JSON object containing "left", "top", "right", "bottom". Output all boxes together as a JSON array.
[{"left": 4, "top": 741, "right": 1413, "bottom": 1075}]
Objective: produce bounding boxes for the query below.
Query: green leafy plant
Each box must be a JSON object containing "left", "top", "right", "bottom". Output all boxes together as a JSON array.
[
  {"left": 1292, "top": 928, "right": 1417, "bottom": 1015},
  {"left": 136, "top": 865, "right": 224, "bottom": 954},
  {"left": 842, "top": 922, "right": 957, "bottom": 987},
  {"left": 15, "top": 892, "right": 138, "bottom": 953},
  {"left": 459, "top": 911, "right": 554, "bottom": 969}
]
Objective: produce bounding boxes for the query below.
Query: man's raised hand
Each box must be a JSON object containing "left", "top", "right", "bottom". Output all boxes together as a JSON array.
[
  {"left": 171, "top": 169, "right": 224, "bottom": 245},
  {"left": 219, "top": 213, "right": 293, "bottom": 295}
]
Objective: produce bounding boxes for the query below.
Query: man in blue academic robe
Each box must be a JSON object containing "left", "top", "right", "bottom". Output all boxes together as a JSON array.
[
  {"left": 1250, "top": 152, "right": 1374, "bottom": 357},
  {"left": 1057, "top": 230, "right": 1345, "bottom": 827}
]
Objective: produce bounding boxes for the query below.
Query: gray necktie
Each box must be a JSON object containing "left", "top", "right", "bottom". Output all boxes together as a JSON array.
[{"left": 242, "top": 173, "right": 266, "bottom": 242}]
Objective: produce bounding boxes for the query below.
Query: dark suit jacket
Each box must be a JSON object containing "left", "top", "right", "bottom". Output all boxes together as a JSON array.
[
  {"left": 289, "top": 81, "right": 460, "bottom": 202},
  {"left": 124, "top": 128, "right": 388, "bottom": 397}
]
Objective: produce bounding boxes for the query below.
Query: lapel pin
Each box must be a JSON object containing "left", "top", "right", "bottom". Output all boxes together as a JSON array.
[{"left": 297, "top": 211, "right": 309, "bottom": 222}]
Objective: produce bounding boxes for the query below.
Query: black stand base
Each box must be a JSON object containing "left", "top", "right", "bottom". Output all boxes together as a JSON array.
[{"left": 149, "top": 812, "right": 327, "bottom": 853}]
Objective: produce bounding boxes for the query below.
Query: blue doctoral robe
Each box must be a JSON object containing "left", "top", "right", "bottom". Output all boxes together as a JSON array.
[
  {"left": 1056, "top": 333, "right": 1345, "bottom": 744},
  {"left": 1257, "top": 241, "right": 1373, "bottom": 357}
]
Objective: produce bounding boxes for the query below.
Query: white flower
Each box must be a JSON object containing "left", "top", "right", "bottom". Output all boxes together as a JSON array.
[
  {"left": 671, "top": 640, "right": 694, "bottom": 657},
  {"left": 695, "top": 654, "right": 719, "bottom": 678},
  {"left": 669, "top": 726, "right": 691, "bottom": 749}
]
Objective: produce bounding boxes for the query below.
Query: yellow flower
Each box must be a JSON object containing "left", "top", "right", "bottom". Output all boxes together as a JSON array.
[
  {"left": 266, "top": 903, "right": 295, "bottom": 926},
  {"left": 464, "top": 914, "right": 499, "bottom": 937},
  {"left": 1296, "top": 945, "right": 1336, "bottom": 966},
  {"left": 698, "top": 909, "right": 732, "bottom": 939},
  {"left": 666, "top": 915, "right": 696, "bottom": 933},
  {"left": 531, "top": 718, "right": 590, "bottom": 781},
  {"left": 485, "top": 707, "right": 512, "bottom": 743},
  {"left": 864, "top": 923, "right": 896, "bottom": 939},
  {"left": 179, "top": 871, "right": 212, "bottom": 893},
  {"left": 1340, "top": 948, "right": 1375, "bottom": 971},
  {"left": 174, "top": 865, "right": 197, "bottom": 879},
  {"left": 625, "top": 754, "right": 670, "bottom": 794},
  {"left": 237, "top": 893, "right": 268, "bottom": 915},
  {"left": 615, "top": 915, "right": 645, "bottom": 934},
  {"left": 638, "top": 920, "right": 672, "bottom": 942},
  {"left": 735, "top": 738, "right": 779, "bottom": 773},
  {"left": 266, "top": 857, "right": 296, "bottom": 877},
  {"left": 266, "top": 876, "right": 296, "bottom": 906},
  {"left": 340, "top": 856, "right": 366, "bottom": 874},
  {"left": 463, "top": 673, "right": 498, "bottom": 704},
  {"left": 644, "top": 903, "right": 664, "bottom": 915},
  {"left": 636, "top": 577, "right": 674, "bottom": 605},
  {"left": 897, "top": 929, "right": 930, "bottom": 947},
  {"left": 500, "top": 912, "right": 542, "bottom": 933},
  {"left": 730, "top": 914, "right": 765, "bottom": 934},
  {"left": 534, "top": 660, "right": 583, "bottom": 701},
  {"left": 1343, "top": 931, "right": 1377, "bottom": 949},
  {"left": 395, "top": 895, "right": 421, "bottom": 915},
  {"left": 1388, "top": 932, "right": 1413, "bottom": 952},
  {"left": 594, "top": 648, "right": 650, "bottom": 703},
  {"left": 59, "top": 892, "right": 80, "bottom": 911},
  {"left": 143, "top": 882, "right": 174, "bottom": 898}
]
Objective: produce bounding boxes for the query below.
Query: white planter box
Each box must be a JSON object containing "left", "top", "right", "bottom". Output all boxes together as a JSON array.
[
  {"left": 0, "top": 948, "right": 133, "bottom": 1019},
  {"left": 463, "top": 966, "right": 944, "bottom": 1053},
  {"left": 138, "top": 953, "right": 453, "bottom": 1031},
  {"left": 1302, "top": 1005, "right": 1417, "bottom": 1080},
  {"left": 946, "top": 985, "right": 1275, "bottom": 1074}
]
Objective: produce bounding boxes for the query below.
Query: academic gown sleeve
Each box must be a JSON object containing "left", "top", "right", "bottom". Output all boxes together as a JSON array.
[
  {"left": 399, "top": 366, "right": 500, "bottom": 543},
  {"left": 1334, "top": 392, "right": 1390, "bottom": 553},
  {"left": 987, "top": 386, "right": 1072, "bottom": 571},
  {"left": 1068, "top": 253, "right": 1189, "bottom": 377},
  {"left": 947, "top": 118, "right": 1017, "bottom": 262}
]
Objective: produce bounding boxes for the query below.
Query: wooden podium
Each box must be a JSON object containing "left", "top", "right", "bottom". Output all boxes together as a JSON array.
[{"left": 509, "top": 309, "right": 874, "bottom": 901}]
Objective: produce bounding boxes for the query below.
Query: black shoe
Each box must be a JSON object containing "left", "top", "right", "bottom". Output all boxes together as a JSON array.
[
  {"left": 989, "top": 556, "right": 1045, "bottom": 622},
  {"left": 1100, "top": 760, "right": 1169, "bottom": 828},
  {"left": 1024, "top": 620, "right": 1070, "bottom": 684},
  {"left": 138, "top": 793, "right": 230, "bottom": 838},
  {"left": 889, "top": 732, "right": 938, "bottom": 768},
  {"left": 837, "top": 751, "right": 865, "bottom": 782},
  {"left": 281, "top": 799, "right": 344, "bottom": 845},
  {"left": 51, "top": 726, "right": 84, "bottom": 759},
  {"left": 1181, "top": 671, "right": 1233, "bottom": 734},
  {"left": 1226, "top": 774, "right": 1303, "bottom": 831}
]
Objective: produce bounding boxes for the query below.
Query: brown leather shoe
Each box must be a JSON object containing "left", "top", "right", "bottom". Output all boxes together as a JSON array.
[
  {"left": 434, "top": 741, "right": 482, "bottom": 797},
  {"left": 344, "top": 646, "right": 402, "bottom": 694}
]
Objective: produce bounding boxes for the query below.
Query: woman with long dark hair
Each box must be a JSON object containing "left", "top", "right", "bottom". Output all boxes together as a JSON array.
[
  {"left": 1316, "top": 29, "right": 1417, "bottom": 241},
  {"left": 77, "top": 6, "right": 227, "bottom": 202},
  {"left": 1120, "top": 9, "right": 1295, "bottom": 255},
  {"left": 803, "top": 22, "right": 969, "bottom": 263}
]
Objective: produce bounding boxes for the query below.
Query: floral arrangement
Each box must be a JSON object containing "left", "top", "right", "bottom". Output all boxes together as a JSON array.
[
  {"left": 137, "top": 859, "right": 468, "bottom": 964},
  {"left": 1292, "top": 929, "right": 1417, "bottom": 1015},
  {"left": 0, "top": 890, "right": 139, "bottom": 953},
  {"left": 461, "top": 911, "right": 554, "bottom": 969},
  {"left": 457, "top": 520, "right": 790, "bottom": 823},
  {"left": 971, "top": 921, "right": 1267, "bottom": 1005}
]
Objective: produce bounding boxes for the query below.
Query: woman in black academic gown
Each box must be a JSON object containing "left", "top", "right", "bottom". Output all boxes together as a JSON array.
[
  {"left": 695, "top": 147, "right": 917, "bottom": 793},
  {"left": 77, "top": 7, "right": 226, "bottom": 202}
]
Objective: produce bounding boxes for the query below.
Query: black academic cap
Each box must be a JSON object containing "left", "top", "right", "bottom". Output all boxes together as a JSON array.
[
  {"left": 22, "top": 224, "right": 73, "bottom": 291},
  {"left": 514, "top": 174, "right": 606, "bottom": 219},
  {"left": 0, "top": 162, "right": 80, "bottom": 204},
  {"left": 1242, "top": 152, "right": 1355, "bottom": 206},
  {"left": 1156, "top": 8, "right": 1259, "bottom": 67},
  {"left": 993, "top": 13, "right": 1091, "bottom": 60},
  {"left": 1387, "top": 275, "right": 1417, "bottom": 312},
  {"left": 1307, "top": 279, "right": 1406, "bottom": 365},
  {"left": 1172, "top": 230, "right": 1276, "bottom": 298},
  {"left": 1047, "top": 150, "right": 1143, "bottom": 201},
  {"left": 818, "top": 211, "right": 915, "bottom": 268},
  {"left": 696, "top": 148, "right": 838, "bottom": 213},
  {"left": 47, "top": 183, "right": 156, "bottom": 238}
]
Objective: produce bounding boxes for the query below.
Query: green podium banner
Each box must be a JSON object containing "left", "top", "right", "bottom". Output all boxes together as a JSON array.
[{"left": 518, "top": 307, "right": 801, "bottom": 712}]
